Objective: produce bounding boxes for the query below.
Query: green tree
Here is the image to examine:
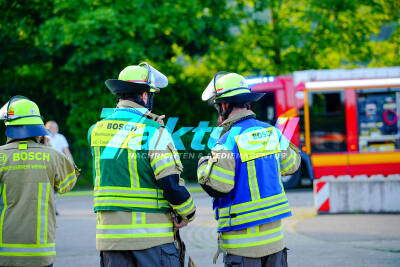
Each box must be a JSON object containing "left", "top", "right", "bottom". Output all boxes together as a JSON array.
[{"left": 0, "top": 0, "right": 237, "bottom": 186}]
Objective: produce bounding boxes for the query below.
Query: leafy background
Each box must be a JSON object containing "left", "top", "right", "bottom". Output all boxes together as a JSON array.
[{"left": 1, "top": 0, "right": 399, "bottom": 187}]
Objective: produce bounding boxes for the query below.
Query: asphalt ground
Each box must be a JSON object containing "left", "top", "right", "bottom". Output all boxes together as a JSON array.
[{"left": 54, "top": 188, "right": 400, "bottom": 267}]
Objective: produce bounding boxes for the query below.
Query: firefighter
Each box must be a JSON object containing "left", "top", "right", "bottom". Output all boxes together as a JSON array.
[
  {"left": 88, "top": 63, "right": 196, "bottom": 267},
  {"left": 197, "top": 72, "right": 300, "bottom": 267},
  {"left": 0, "top": 96, "right": 78, "bottom": 267}
]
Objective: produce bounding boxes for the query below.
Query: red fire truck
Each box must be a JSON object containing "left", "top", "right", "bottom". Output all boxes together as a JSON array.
[{"left": 249, "top": 67, "right": 400, "bottom": 188}]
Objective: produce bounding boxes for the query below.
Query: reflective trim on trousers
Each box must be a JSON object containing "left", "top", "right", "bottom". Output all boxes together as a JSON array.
[
  {"left": 218, "top": 193, "right": 288, "bottom": 217},
  {"left": 221, "top": 226, "right": 283, "bottom": 248},
  {"left": 94, "top": 187, "right": 164, "bottom": 198},
  {"left": 218, "top": 203, "right": 290, "bottom": 228}
]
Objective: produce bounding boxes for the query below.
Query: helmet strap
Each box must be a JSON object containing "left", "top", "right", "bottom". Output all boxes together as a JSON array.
[
  {"left": 216, "top": 103, "right": 234, "bottom": 121},
  {"left": 145, "top": 92, "right": 154, "bottom": 110}
]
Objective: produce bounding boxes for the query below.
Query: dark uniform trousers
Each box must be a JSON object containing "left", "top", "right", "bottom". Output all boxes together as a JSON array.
[
  {"left": 224, "top": 248, "right": 288, "bottom": 267},
  {"left": 100, "top": 243, "right": 180, "bottom": 267}
]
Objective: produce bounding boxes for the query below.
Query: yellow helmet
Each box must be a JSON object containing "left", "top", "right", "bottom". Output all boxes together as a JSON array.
[
  {"left": 0, "top": 96, "right": 48, "bottom": 139},
  {"left": 105, "top": 62, "right": 168, "bottom": 95},
  {"left": 202, "top": 72, "right": 265, "bottom": 103}
]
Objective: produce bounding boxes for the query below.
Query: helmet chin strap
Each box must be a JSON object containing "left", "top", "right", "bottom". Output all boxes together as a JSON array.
[
  {"left": 215, "top": 103, "right": 234, "bottom": 121},
  {"left": 135, "top": 92, "right": 154, "bottom": 110},
  {"left": 145, "top": 92, "right": 154, "bottom": 110}
]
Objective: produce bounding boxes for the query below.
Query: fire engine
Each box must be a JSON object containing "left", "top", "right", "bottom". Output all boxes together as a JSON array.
[{"left": 248, "top": 67, "right": 400, "bottom": 189}]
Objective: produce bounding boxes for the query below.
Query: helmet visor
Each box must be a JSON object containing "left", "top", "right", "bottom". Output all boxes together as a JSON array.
[
  {"left": 202, "top": 72, "right": 229, "bottom": 101},
  {"left": 139, "top": 62, "right": 168, "bottom": 89}
]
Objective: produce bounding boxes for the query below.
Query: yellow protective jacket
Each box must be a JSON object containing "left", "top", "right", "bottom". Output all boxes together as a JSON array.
[{"left": 0, "top": 139, "right": 77, "bottom": 267}]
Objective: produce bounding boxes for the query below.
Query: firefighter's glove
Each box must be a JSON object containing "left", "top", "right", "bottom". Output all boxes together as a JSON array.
[{"left": 74, "top": 164, "right": 81, "bottom": 178}]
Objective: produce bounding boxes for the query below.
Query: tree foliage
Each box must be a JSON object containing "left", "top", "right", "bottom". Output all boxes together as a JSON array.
[{"left": 0, "top": 0, "right": 399, "bottom": 186}]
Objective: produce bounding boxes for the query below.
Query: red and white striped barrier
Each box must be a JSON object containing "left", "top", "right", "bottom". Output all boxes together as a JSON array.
[
  {"left": 314, "top": 180, "right": 330, "bottom": 212},
  {"left": 313, "top": 175, "right": 400, "bottom": 213}
]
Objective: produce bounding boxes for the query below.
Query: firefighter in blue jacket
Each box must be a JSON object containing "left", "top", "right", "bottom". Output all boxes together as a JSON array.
[{"left": 197, "top": 72, "right": 300, "bottom": 267}]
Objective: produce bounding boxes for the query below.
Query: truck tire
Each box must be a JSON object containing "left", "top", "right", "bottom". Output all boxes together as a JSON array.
[{"left": 282, "top": 170, "right": 301, "bottom": 189}]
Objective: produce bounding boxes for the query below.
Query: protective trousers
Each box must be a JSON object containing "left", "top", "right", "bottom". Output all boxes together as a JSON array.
[
  {"left": 100, "top": 243, "right": 180, "bottom": 267},
  {"left": 223, "top": 248, "right": 288, "bottom": 267}
]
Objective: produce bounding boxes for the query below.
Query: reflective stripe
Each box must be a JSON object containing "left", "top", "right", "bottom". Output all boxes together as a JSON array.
[
  {"left": 96, "top": 223, "right": 173, "bottom": 239},
  {"left": 128, "top": 148, "right": 136, "bottom": 188},
  {"left": 42, "top": 184, "right": 50, "bottom": 244},
  {"left": 150, "top": 151, "right": 182, "bottom": 175},
  {"left": 210, "top": 165, "right": 235, "bottom": 185},
  {"left": 247, "top": 161, "right": 260, "bottom": 200},
  {"left": 37, "top": 183, "right": 49, "bottom": 244},
  {"left": 281, "top": 149, "right": 296, "bottom": 172},
  {"left": 0, "top": 244, "right": 55, "bottom": 255},
  {"left": 128, "top": 149, "right": 141, "bottom": 188},
  {"left": 218, "top": 203, "right": 290, "bottom": 228},
  {"left": 151, "top": 152, "right": 180, "bottom": 176},
  {"left": 0, "top": 184, "right": 6, "bottom": 243},
  {"left": 94, "top": 187, "right": 164, "bottom": 198},
  {"left": 58, "top": 172, "right": 76, "bottom": 191},
  {"left": 131, "top": 211, "right": 145, "bottom": 224},
  {"left": 197, "top": 164, "right": 207, "bottom": 179},
  {"left": 172, "top": 196, "right": 195, "bottom": 215},
  {"left": 94, "top": 197, "right": 170, "bottom": 209},
  {"left": 221, "top": 225, "right": 283, "bottom": 248},
  {"left": 94, "top": 146, "right": 101, "bottom": 187},
  {"left": 219, "top": 193, "right": 287, "bottom": 217}
]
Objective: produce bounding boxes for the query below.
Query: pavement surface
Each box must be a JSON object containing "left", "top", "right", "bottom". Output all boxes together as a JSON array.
[{"left": 54, "top": 188, "right": 400, "bottom": 267}]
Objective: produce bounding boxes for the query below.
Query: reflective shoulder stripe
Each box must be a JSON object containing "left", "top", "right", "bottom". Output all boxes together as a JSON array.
[
  {"left": 58, "top": 171, "right": 76, "bottom": 191},
  {"left": 171, "top": 196, "right": 195, "bottom": 216},
  {"left": 0, "top": 184, "right": 6, "bottom": 243},
  {"left": 96, "top": 223, "right": 173, "bottom": 239},
  {"left": 221, "top": 225, "right": 283, "bottom": 249}
]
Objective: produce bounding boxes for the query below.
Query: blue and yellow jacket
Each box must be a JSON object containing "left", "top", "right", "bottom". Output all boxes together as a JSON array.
[{"left": 197, "top": 110, "right": 300, "bottom": 257}]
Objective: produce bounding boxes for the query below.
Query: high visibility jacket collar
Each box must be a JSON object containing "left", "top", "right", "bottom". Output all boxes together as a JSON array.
[
  {"left": 213, "top": 117, "right": 292, "bottom": 232},
  {"left": 3, "top": 139, "right": 40, "bottom": 148},
  {"left": 220, "top": 110, "right": 256, "bottom": 136},
  {"left": 117, "top": 100, "right": 146, "bottom": 109},
  {"left": 117, "top": 100, "right": 162, "bottom": 122}
]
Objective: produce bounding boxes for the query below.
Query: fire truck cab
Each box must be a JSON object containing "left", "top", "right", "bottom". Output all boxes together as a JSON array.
[{"left": 249, "top": 67, "right": 400, "bottom": 188}]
